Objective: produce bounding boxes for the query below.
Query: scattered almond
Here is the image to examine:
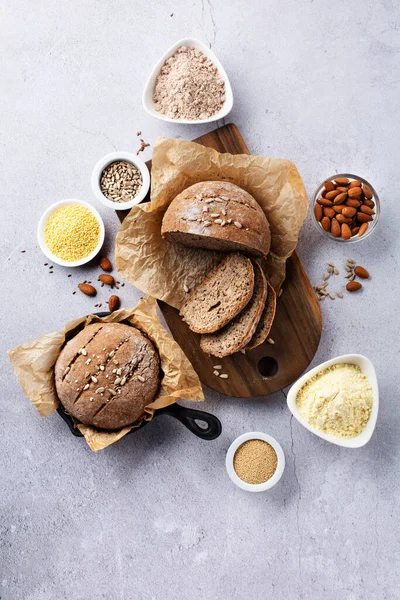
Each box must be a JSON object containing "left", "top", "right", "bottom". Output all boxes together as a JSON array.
[
  {"left": 78, "top": 283, "right": 96, "bottom": 296},
  {"left": 98, "top": 274, "right": 115, "bottom": 285},
  {"left": 346, "top": 281, "right": 362, "bottom": 292},
  {"left": 108, "top": 295, "right": 120, "bottom": 312},
  {"left": 354, "top": 266, "right": 370, "bottom": 279},
  {"left": 99, "top": 257, "right": 113, "bottom": 272}
]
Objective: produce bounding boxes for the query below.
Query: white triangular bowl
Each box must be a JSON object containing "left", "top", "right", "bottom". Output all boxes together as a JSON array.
[
  {"left": 142, "top": 38, "right": 233, "bottom": 124},
  {"left": 287, "top": 354, "right": 379, "bottom": 448}
]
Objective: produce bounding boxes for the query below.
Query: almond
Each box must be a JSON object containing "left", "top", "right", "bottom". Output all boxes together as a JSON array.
[
  {"left": 349, "top": 180, "right": 361, "bottom": 188},
  {"left": 363, "top": 184, "right": 373, "bottom": 199},
  {"left": 323, "top": 207, "right": 336, "bottom": 218},
  {"left": 332, "top": 204, "right": 345, "bottom": 213},
  {"left": 325, "top": 189, "right": 341, "bottom": 200},
  {"left": 334, "top": 177, "right": 349, "bottom": 185},
  {"left": 342, "top": 206, "right": 357, "bottom": 218},
  {"left": 341, "top": 223, "right": 351, "bottom": 240},
  {"left": 317, "top": 197, "right": 333, "bottom": 207},
  {"left": 362, "top": 199, "right": 375, "bottom": 209},
  {"left": 346, "top": 281, "right": 362, "bottom": 292},
  {"left": 358, "top": 222, "right": 369, "bottom": 236},
  {"left": 336, "top": 186, "right": 349, "bottom": 193},
  {"left": 354, "top": 266, "right": 370, "bottom": 279},
  {"left": 99, "top": 257, "right": 112, "bottom": 272},
  {"left": 346, "top": 198, "right": 361, "bottom": 208},
  {"left": 321, "top": 216, "right": 331, "bottom": 232},
  {"left": 314, "top": 204, "right": 323, "bottom": 221},
  {"left": 331, "top": 218, "right": 341, "bottom": 237},
  {"left": 108, "top": 295, "right": 120, "bottom": 312},
  {"left": 334, "top": 192, "right": 348, "bottom": 204},
  {"left": 324, "top": 180, "right": 335, "bottom": 192},
  {"left": 351, "top": 226, "right": 360, "bottom": 236},
  {"left": 348, "top": 187, "right": 363, "bottom": 198},
  {"left": 78, "top": 283, "right": 96, "bottom": 296},
  {"left": 98, "top": 274, "right": 115, "bottom": 285},
  {"left": 357, "top": 212, "right": 373, "bottom": 223},
  {"left": 359, "top": 205, "right": 375, "bottom": 215},
  {"left": 336, "top": 214, "right": 352, "bottom": 224}
]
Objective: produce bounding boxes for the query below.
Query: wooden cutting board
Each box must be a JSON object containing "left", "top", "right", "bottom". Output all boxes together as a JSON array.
[{"left": 118, "top": 123, "right": 322, "bottom": 397}]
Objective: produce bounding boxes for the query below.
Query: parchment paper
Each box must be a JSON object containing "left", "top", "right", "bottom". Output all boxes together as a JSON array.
[
  {"left": 116, "top": 137, "right": 308, "bottom": 309},
  {"left": 8, "top": 296, "right": 204, "bottom": 452}
]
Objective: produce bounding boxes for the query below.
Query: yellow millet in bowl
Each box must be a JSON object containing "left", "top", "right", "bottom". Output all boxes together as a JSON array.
[{"left": 44, "top": 204, "right": 100, "bottom": 261}]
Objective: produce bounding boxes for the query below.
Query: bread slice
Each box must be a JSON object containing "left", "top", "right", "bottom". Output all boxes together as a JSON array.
[
  {"left": 179, "top": 253, "right": 254, "bottom": 334},
  {"left": 246, "top": 281, "right": 277, "bottom": 350},
  {"left": 161, "top": 181, "right": 271, "bottom": 258},
  {"left": 200, "top": 262, "right": 267, "bottom": 357}
]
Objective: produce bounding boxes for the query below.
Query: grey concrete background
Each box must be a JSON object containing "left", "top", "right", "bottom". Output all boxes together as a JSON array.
[{"left": 1, "top": 1, "right": 400, "bottom": 598}]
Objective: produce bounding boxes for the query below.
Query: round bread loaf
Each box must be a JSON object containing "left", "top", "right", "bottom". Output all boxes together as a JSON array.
[
  {"left": 55, "top": 323, "right": 160, "bottom": 430},
  {"left": 161, "top": 181, "right": 271, "bottom": 258}
]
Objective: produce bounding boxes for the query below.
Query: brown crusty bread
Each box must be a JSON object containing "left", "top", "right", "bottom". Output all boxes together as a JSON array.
[
  {"left": 179, "top": 253, "right": 254, "bottom": 334},
  {"left": 200, "top": 262, "right": 267, "bottom": 357},
  {"left": 161, "top": 181, "right": 271, "bottom": 258},
  {"left": 246, "top": 281, "right": 277, "bottom": 350},
  {"left": 54, "top": 323, "right": 160, "bottom": 430}
]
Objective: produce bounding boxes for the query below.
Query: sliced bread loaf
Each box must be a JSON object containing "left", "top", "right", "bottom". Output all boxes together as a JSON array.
[
  {"left": 200, "top": 261, "right": 267, "bottom": 357},
  {"left": 161, "top": 181, "right": 271, "bottom": 258},
  {"left": 245, "top": 281, "right": 277, "bottom": 350},
  {"left": 179, "top": 253, "right": 254, "bottom": 334}
]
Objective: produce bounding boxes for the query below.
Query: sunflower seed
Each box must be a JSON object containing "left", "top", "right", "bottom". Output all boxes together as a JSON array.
[
  {"left": 210, "top": 213, "right": 220, "bottom": 218},
  {"left": 137, "top": 375, "right": 145, "bottom": 382},
  {"left": 109, "top": 350, "right": 115, "bottom": 358},
  {"left": 221, "top": 208, "right": 227, "bottom": 216},
  {"left": 267, "top": 338, "right": 275, "bottom": 344},
  {"left": 279, "top": 288, "right": 283, "bottom": 297},
  {"left": 334, "top": 268, "right": 339, "bottom": 275},
  {"left": 120, "top": 377, "right": 127, "bottom": 386},
  {"left": 336, "top": 292, "right": 343, "bottom": 298},
  {"left": 318, "top": 295, "right": 325, "bottom": 301},
  {"left": 203, "top": 220, "right": 211, "bottom": 226},
  {"left": 83, "top": 384, "right": 90, "bottom": 391},
  {"left": 328, "top": 262, "right": 335, "bottom": 268},
  {"left": 219, "top": 373, "right": 228, "bottom": 379},
  {"left": 95, "top": 387, "right": 105, "bottom": 394},
  {"left": 91, "top": 376, "right": 98, "bottom": 384},
  {"left": 345, "top": 265, "right": 352, "bottom": 272},
  {"left": 213, "top": 370, "right": 220, "bottom": 376},
  {"left": 213, "top": 365, "right": 222, "bottom": 370},
  {"left": 63, "top": 366, "right": 70, "bottom": 377},
  {"left": 234, "top": 221, "right": 243, "bottom": 229},
  {"left": 108, "top": 388, "right": 117, "bottom": 396},
  {"left": 99, "top": 365, "right": 105, "bottom": 371},
  {"left": 347, "top": 258, "right": 355, "bottom": 264},
  {"left": 114, "top": 377, "right": 121, "bottom": 386},
  {"left": 345, "top": 273, "right": 353, "bottom": 279},
  {"left": 183, "top": 284, "right": 190, "bottom": 293},
  {"left": 113, "top": 359, "right": 119, "bottom": 365},
  {"left": 329, "top": 293, "right": 336, "bottom": 300},
  {"left": 202, "top": 206, "right": 209, "bottom": 212},
  {"left": 85, "top": 358, "right": 92, "bottom": 365},
  {"left": 80, "top": 348, "right": 88, "bottom": 356},
  {"left": 205, "top": 198, "right": 214, "bottom": 203},
  {"left": 323, "top": 273, "right": 330, "bottom": 281},
  {"left": 214, "top": 219, "right": 223, "bottom": 224},
  {"left": 116, "top": 368, "right": 122, "bottom": 376},
  {"left": 89, "top": 397, "right": 94, "bottom": 402},
  {"left": 349, "top": 274, "right": 356, "bottom": 282}
]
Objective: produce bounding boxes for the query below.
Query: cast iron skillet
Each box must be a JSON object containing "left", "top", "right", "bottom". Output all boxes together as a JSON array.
[{"left": 56, "top": 313, "right": 222, "bottom": 441}]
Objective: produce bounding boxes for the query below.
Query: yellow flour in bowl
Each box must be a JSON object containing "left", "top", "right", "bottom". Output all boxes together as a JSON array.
[{"left": 296, "top": 363, "right": 373, "bottom": 438}]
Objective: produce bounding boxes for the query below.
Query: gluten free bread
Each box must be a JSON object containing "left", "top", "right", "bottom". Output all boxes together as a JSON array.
[
  {"left": 55, "top": 323, "right": 160, "bottom": 430},
  {"left": 200, "top": 261, "right": 267, "bottom": 357},
  {"left": 246, "top": 281, "right": 277, "bottom": 350},
  {"left": 179, "top": 253, "right": 254, "bottom": 334},
  {"left": 161, "top": 181, "right": 271, "bottom": 258}
]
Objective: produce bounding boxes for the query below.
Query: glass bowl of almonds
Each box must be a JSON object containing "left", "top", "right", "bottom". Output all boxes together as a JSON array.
[{"left": 312, "top": 174, "right": 380, "bottom": 243}]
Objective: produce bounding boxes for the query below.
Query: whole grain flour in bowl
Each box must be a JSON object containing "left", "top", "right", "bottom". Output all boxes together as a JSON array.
[{"left": 153, "top": 46, "right": 225, "bottom": 120}]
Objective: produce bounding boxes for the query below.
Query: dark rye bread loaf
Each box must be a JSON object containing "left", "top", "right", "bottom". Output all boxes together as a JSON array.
[
  {"left": 200, "top": 262, "right": 267, "bottom": 357},
  {"left": 179, "top": 253, "right": 254, "bottom": 334},
  {"left": 245, "top": 281, "right": 277, "bottom": 350},
  {"left": 161, "top": 181, "right": 271, "bottom": 258},
  {"left": 55, "top": 323, "right": 160, "bottom": 430}
]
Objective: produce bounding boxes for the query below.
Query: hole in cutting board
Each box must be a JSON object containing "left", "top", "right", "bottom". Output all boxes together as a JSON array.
[
  {"left": 257, "top": 356, "right": 278, "bottom": 378},
  {"left": 194, "top": 419, "right": 209, "bottom": 430}
]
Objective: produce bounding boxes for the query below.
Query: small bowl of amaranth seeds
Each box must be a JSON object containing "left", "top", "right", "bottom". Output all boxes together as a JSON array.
[
  {"left": 91, "top": 151, "right": 150, "bottom": 210},
  {"left": 226, "top": 432, "right": 285, "bottom": 492}
]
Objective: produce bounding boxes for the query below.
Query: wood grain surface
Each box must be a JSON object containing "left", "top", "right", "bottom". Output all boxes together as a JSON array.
[{"left": 118, "top": 123, "right": 322, "bottom": 397}]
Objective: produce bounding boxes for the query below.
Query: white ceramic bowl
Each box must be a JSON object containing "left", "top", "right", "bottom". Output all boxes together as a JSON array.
[
  {"left": 142, "top": 38, "right": 234, "bottom": 124},
  {"left": 37, "top": 199, "right": 105, "bottom": 267},
  {"left": 91, "top": 152, "right": 150, "bottom": 210},
  {"left": 287, "top": 354, "right": 379, "bottom": 448},
  {"left": 226, "top": 432, "right": 285, "bottom": 492}
]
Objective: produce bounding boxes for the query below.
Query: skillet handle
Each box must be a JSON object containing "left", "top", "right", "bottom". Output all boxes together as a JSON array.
[{"left": 158, "top": 404, "right": 222, "bottom": 440}]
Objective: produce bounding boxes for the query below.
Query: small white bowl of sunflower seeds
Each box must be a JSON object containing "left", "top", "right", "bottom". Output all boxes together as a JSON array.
[{"left": 91, "top": 151, "right": 150, "bottom": 211}]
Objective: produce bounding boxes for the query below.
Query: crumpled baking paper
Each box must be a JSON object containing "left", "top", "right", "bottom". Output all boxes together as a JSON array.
[
  {"left": 8, "top": 296, "right": 204, "bottom": 451},
  {"left": 115, "top": 136, "right": 308, "bottom": 309}
]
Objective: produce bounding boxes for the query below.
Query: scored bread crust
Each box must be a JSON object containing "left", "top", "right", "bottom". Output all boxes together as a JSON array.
[
  {"left": 161, "top": 181, "right": 271, "bottom": 258},
  {"left": 179, "top": 253, "right": 254, "bottom": 334},
  {"left": 245, "top": 281, "right": 277, "bottom": 350},
  {"left": 55, "top": 323, "right": 160, "bottom": 430},
  {"left": 199, "top": 262, "right": 267, "bottom": 357}
]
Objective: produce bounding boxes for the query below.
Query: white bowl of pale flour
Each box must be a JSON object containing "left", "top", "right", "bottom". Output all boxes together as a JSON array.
[
  {"left": 142, "top": 38, "right": 233, "bottom": 124},
  {"left": 287, "top": 354, "right": 379, "bottom": 448}
]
